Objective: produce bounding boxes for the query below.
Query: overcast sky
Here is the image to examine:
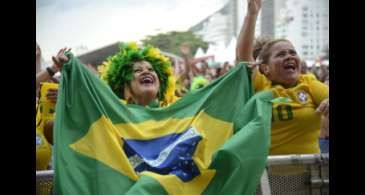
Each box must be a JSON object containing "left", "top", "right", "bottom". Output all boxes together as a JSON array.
[{"left": 36, "top": 0, "right": 227, "bottom": 63}]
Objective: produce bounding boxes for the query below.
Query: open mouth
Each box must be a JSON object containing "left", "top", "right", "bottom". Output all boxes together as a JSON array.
[
  {"left": 283, "top": 62, "right": 297, "bottom": 71},
  {"left": 139, "top": 75, "right": 154, "bottom": 85}
]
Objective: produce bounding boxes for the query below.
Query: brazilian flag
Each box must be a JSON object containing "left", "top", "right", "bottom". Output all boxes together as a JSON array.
[{"left": 54, "top": 53, "right": 273, "bottom": 195}]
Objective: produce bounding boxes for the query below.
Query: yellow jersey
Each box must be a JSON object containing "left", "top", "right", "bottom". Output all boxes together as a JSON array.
[
  {"left": 36, "top": 83, "right": 58, "bottom": 170},
  {"left": 253, "top": 70, "right": 329, "bottom": 154},
  {"left": 36, "top": 104, "right": 52, "bottom": 170}
]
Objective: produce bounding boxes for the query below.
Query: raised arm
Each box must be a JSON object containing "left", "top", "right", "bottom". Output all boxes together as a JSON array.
[
  {"left": 36, "top": 48, "right": 70, "bottom": 91},
  {"left": 36, "top": 64, "right": 59, "bottom": 91},
  {"left": 51, "top": 47, "right": 71, "bottom": 69},
  {"left": 180, "top": 43, "right": 195, "bottom": 80},
  {"left": 236, "top": 0, "right": 262, "bottom": 63}
]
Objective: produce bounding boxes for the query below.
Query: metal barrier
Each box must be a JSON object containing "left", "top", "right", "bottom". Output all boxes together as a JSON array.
[
  {"left": 255, "top": 154, "right": 329, "bottom": 195},
  {"left": 36, "top": 154, "right": 329, "bottom": 195},
  {"left": 36, "top": 170, "right": 53, "bottom": 195}
]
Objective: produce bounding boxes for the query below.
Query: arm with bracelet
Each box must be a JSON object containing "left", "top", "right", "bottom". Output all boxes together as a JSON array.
[
  {"left": 36, "top": 47, "right": 71, "bottom": 92},
  {"left": 36, "top": 64, "right": 59, "bottom": 91}
]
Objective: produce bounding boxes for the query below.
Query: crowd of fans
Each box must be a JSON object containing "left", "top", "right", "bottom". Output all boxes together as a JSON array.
[{"left": 36, "top": 0, "right": 329, "bottom": 171}]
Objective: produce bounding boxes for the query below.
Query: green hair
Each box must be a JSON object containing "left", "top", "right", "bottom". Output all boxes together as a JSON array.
[{"left": 99, "top": 42, "right": 175, "bottom": 103}]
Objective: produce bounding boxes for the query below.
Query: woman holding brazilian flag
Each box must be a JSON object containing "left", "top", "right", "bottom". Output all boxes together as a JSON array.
[{"left": 51, "top": 5, "right": 274, "bottom": 195}]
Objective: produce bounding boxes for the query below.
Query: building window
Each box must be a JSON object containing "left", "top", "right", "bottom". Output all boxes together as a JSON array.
[
  {"left": 303, "top": 51, "right": 308, "bottom": 56},
  {"left": 303, "top": 6, "right": 308, "bottom": 11},
  {"left": 302, "top": 32, "right": 308, "bottom": 37},
  {"left": 303, "top": 45, "right": 308, "bottom": 49},
  {"left": 303, "top": 13, "right": 308, "bottom": 18}
]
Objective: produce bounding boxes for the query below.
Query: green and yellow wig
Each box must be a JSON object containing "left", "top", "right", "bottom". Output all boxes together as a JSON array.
[
  {"left": 190, "top": 76, "right": 209, "bottom": 92},
  {"left": 98, "top": 42, "right": 175, "bottom": 104}
]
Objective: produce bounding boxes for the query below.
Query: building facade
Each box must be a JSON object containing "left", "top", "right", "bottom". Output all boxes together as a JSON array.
[
  {"left": 191, "top": 0, "right": 329, "bottom": 61},
  {"left": 274, "top": 0, "right": 329, "bottom": 60},
  {"left": 190, "top": 0, "right": 239, "bottom": 48}
]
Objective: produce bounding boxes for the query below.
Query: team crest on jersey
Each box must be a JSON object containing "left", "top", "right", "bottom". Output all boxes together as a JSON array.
[{"left": 297, "top": 91, "right": 308, "bottom": 103}]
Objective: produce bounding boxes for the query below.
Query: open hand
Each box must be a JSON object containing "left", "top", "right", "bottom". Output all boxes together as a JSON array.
[
  {"left": 52, "top": 47, "right": 71, "bottom": 70},
  {"left": 180, "top": 43, "right": 191, "bottom": 56},
  {"left": 316, "top": 98, "right": 329, "bottom": 117},
  {"left": 247, "top": 0, "right": 262, "bottom": 16}
]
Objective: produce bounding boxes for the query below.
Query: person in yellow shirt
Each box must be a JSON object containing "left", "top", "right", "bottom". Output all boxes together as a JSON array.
[
  {"left": 36, "top": 106, "right": 52, "bottom": 170},
  {"left": 36, "top": 46, "right": 98, "bottom": 170},
  {"left": 236, "top": 0, "right": 329, "bottom": 154},
  {"left": 36, "top": 43, "right": 59, "bottom": 170},
  {"left": 36, "top": 82, "right": 58, "bottom": 170}
]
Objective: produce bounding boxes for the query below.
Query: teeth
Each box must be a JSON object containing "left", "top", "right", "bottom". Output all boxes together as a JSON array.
[
  {"left": 285, "top": 62, "right": 295, "bottom": 68},
  {"left": 141, "top": 76, "right": 153, "bottom": 84}
]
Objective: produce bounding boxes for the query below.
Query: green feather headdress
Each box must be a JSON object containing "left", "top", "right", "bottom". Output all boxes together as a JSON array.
[{"left": 98, "top": 42, "right": 175, "bottom": 104}]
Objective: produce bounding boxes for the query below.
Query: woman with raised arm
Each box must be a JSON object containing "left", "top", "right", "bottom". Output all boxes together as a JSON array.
[{"left": 236, "top": 0, "right": 329, "bottom": 155}]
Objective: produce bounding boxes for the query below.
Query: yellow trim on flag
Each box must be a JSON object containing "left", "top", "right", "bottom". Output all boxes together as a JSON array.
[
  {"left": 114, "top": 117, "right": 195, "bottom": 140},
  {"left": 69, "top": 116, "right": 139, "bottom": 180},
  {"left": 70, "top": 111, "right": 234, "bottom": 194},
  {"left": 191, "top": 111, "right": 233, "bottom": 169}
]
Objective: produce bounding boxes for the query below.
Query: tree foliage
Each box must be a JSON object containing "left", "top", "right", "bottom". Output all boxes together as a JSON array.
[{"left": 141, "top": 31, "right": 209, "bottom": 57}]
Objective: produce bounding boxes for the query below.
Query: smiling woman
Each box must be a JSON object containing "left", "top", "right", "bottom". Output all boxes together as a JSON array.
[
  {"left": 236, "top": 0, "right": 329, "bottom": 155},
  {"left": 126, "top": 61, "right": 161, "bottom": 106},
  {"left": 98, "top": 42, "right": 176, "bottom": 107},
  {"left": 53, "top": 42, "right": 177, "bottom": 107},
  {"left": 258, "top": 39, "right": 301, "bottom": 88}
]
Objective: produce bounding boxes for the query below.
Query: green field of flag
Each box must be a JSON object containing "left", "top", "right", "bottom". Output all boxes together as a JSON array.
[{"left": 54, "top": 53, "right": 273, "bottom": 195}]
